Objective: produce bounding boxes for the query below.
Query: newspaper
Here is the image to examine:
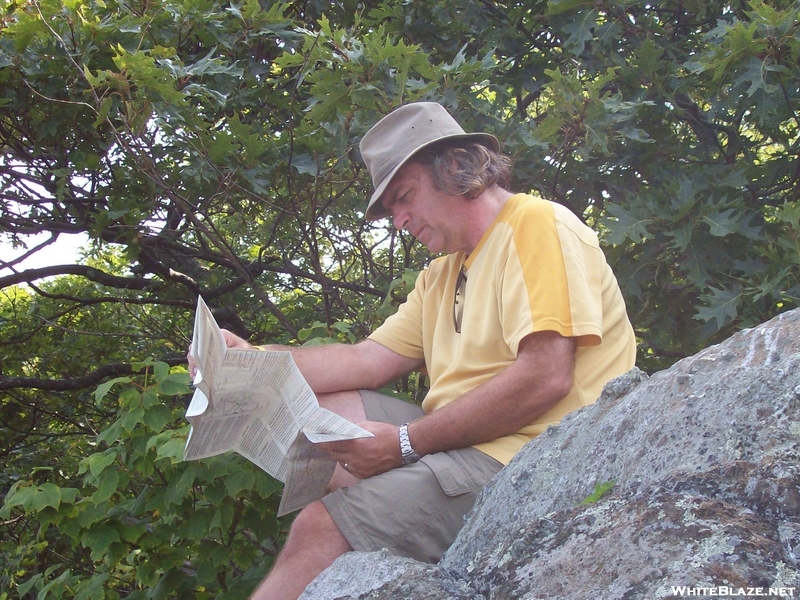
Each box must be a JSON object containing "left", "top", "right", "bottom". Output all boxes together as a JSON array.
[{"left": 183, "top": 296, "right": 372, "bottom": 516}]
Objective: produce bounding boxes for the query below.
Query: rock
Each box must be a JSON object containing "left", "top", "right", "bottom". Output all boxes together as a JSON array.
[{"left": 300, "top": 309, "right": 800, "bottom": 600}]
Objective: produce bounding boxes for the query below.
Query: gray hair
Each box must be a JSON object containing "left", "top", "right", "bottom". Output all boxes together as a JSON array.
[{"left": 413, "top": 141, "right": 513, "bottom": 199}]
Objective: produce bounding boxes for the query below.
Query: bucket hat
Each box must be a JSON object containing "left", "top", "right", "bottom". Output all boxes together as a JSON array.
[{"left": 360, "top": 102, "right": 499, "bottom": 220}]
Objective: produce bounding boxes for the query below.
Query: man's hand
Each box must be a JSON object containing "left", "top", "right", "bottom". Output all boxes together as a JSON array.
[
  {"left": 186, "top": 329, "right": 253, "bottom": 378},
  {"left": 316, "top": 421, "right": 405, "bottom": 480}
]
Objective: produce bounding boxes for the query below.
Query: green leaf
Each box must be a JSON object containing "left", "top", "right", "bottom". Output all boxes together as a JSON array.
[
  {"left": 17, "top": 573, "right": 44, "bottom": 597},
  {"left": 205, "top": 481, "right": 229, "bottom": 506},
  {"left": 623, "top": 128, "right": 653, "bottom": 143},
  {"left": 562, "top": 9, "right": 597, "bottom": 55},
  {"left": 74, "top": 572, "right": 110, "bottom": 600},
  {"left": 254, "top": 471, "right": 284, "bottom": 497},
  {"left": 96, "top": 419, "right": 124, "bottom": 446},
  {"left": 155, "top": 433, "right": 189, "bottom": 463},
  {"left": 141, "top": 388, "right": 161, "bottom": 408},
  {"left": 665, "top": 221, "right": 696, "bottom": 252},
  {"left": 702, "top": 208, "right": 740, "bottom": 237},
  {"left": 91, "top": 468, "right": 120, "bottom": 505},
  {"left": 682, "top": 244, "right": 714, "bottom": 288},
  {"left": 121, "top": 405, "right": 145, "bottom": 432},
  {"left": 225, "top": 468, "right": 255, "bottom": 496},
  {"left": 631, "top": 37, "right": 663, "bottom": 77},
  {"left": 547, "top": 0, "right": 594, "bottom": 16},
  {"left": 165, "top": 466, "right": 197, "bottom": 506},
  {"left": 77, "top": 501, "right": 108, "bottom": 528},
  {"left": 695, "top": 285, "right": 744, "bottom": 328},
  {"left": 82, "top": 523, "right": 121, "bottom": 560},
  {"left": 119, "top": 387, "right": 141, "bottom": 409},
  {"left": 602, "top": 203, "right": 654, "bottom": 244},
  {"left": 31, "top": 483, "right": 62, "bottom": 512},
  {"left": 82, "top": 450, "right": 117, "bottom": 477},
  {"left": 94, "top": 377, "right": 132, "bottom": 404},
  {"left": 290, "top": 153, "right": 319, "bottom": 175},
  {"left": 153, "top": 361, "right": 171, "bottom": 382},
  {"left": 734, "top": 55, "right": 780, "bottom": 96},
  {"left": 82, "top": 64, "right": 108, "bottom": 86},
  {"left": 60, "top": 488, "right": 79, "bottom": 504},
  {"left": 156, "top": 372, "right": 191, "bottom": 396},
  {"left": 184, "top": 47, "right": 243, "bottom": 78},
  {"left": 181, "top": 509, "right": 215, "bottom": 541},
  {"left": 151, "top": 568, "right": 186, "bottom": 600},
  {"left": 777, "top": 201, "right": 800, "bottom": 230},
  {"left": 1, "top": 482, "right": 36, "bottom": 517},
  {"left": 144, "top": 404, "right": 174, "bottom": 432}
]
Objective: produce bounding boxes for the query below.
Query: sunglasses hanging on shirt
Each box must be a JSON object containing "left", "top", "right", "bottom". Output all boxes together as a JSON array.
[{"left": 453, "top": 266, "right": 467, "bottom": 333}]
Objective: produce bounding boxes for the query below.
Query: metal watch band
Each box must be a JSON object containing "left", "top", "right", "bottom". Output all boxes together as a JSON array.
[{"left": 398, "top": 423, "right": 421, "bottom": 465}]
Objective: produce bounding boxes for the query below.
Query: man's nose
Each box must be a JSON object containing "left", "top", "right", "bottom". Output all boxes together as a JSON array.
[{"left": 392, "top": 210, "right": 409, "bottom": 232}]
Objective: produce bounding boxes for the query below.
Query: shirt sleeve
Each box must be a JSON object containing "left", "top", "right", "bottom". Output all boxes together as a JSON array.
[{"left": 501, "top": 200, "right": 605, "bottom": 352}]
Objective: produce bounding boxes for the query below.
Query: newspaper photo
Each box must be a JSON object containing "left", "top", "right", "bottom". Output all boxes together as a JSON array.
[{"left": 184, "top": 296, "right": 372, "bottom": 515}]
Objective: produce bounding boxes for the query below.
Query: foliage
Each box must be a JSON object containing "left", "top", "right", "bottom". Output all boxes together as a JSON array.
[
  {"left": 2, "top": 361, "right": 285, "bottom": 599},
  {"left": 1, "top": 0, "right": 799, "bottom": 597}
]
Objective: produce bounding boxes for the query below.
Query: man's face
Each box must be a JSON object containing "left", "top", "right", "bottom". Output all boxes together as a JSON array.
[{"left": 380, "top": 161, "right": 466, "bottom": 255}]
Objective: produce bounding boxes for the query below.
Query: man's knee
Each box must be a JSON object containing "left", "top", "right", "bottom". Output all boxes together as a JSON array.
[
  {"left": 284, "top": 500, "right": 352, "bottom": 556},
  {"left": 317, "top": 390, "right": 366, "bottom": 423}
]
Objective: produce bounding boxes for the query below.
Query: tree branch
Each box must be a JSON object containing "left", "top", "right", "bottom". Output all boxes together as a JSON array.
[
  {"left": 0, "top": 264, "right": 164, "bottom": 291},
  {"left": 0, "top": 357, "right": 186, "bottom": 391}
]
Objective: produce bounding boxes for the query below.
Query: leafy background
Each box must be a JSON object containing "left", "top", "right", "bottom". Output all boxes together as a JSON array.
[{"left": 1, "top": 0, "right": 798, "bottom": 597}]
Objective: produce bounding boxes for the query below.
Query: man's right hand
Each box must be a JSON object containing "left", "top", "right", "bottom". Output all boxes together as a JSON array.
[{"left": 186, "top": 329, "right": 253, "bottom": 378}]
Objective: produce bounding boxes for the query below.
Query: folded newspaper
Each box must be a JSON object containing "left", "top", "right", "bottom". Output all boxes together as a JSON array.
[{"left": 184, "top": 296, "right": 373, "bottom": 516}]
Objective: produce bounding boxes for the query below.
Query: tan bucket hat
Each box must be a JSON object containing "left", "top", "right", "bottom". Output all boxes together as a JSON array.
[{"left": 360, "top": 102, "right": 500, "bottom": 220}]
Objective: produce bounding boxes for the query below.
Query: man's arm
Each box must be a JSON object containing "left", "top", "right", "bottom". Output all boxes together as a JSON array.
[
  {"left": 266, "top": 338, "right": 423, "bottom": 394},
  {"left": 407, "top": 330, "right": 575, "bottom": 455},
  {"left": 321, "top": 330, "right": 576, "bottom": 478},
  {"left": 188, "top": 331, "right": 423, "bottom": 394}
]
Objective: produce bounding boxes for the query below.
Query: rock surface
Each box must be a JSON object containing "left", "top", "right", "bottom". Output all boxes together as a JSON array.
[{"left": 300, "top": 309, "right": 800, "bottom": 600}]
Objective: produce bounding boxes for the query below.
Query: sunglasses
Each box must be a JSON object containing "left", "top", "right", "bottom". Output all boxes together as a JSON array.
[{"left": 453, "top": 266, "right": 467, "bottom": 333}]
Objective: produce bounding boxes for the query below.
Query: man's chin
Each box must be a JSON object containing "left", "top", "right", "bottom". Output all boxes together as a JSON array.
[
  {"left": 421, "top": 240, "right": 442, "bottom": 254},
  {"left": 418, "top": 232, "right": 445, "bottom": 254}
]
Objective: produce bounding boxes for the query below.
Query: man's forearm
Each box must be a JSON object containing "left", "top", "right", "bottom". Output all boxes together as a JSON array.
[
  {"left": 406, "top": 331, "right": 576, "bottom": 457},
  {"left": 261, "top": 339, "right": 421, "bottom": 395},
  {"left": 259, "top": 342, "right": 371, "bottom": 392}
]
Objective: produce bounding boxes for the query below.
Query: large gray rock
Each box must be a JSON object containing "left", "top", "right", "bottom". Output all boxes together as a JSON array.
[{"left": 301, "top": 309, "right": 800, "bottom": 599}]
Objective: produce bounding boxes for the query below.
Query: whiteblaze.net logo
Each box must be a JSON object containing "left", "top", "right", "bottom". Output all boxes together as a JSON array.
[{"left": 669, "top": 587, "right": 796, "bottom": 597}]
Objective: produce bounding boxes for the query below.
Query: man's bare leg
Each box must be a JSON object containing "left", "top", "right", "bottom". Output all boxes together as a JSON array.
[
  {"left": 319, "top": 390, "right": 366, "bottom": 492},
  {"left": 248, "top": 500, "right": 351, "bottom": 600},
  {"left": 249, "top": 391, "right": 366, "bottom": 600}
]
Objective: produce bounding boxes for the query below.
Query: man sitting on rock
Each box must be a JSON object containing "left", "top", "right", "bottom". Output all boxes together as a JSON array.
[{"left": 193, "top": 101, "right": 637, "bottom": 600}]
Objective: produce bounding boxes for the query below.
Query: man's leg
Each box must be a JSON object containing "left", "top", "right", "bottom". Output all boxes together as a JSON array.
[
  {"left": 248, "top": 500, "right": 351, "bottom": 600},
  {"left": 318, "top": 391, "right": 365, "bottom": 493},
  {"left": 249, "top": 391, "right": 365, "bottom": 600}
]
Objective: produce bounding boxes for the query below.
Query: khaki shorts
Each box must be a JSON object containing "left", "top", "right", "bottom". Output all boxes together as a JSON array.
[{"left": 320, "top": 390, "right": 503, "bottom": 563}]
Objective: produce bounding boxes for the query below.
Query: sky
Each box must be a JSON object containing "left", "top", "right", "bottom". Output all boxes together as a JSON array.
[{"left": 0, "top": 232, "right": 89, "bottom": 278}]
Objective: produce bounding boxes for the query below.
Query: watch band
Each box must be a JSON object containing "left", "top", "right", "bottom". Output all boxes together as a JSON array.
[{"left": 398, "top": 423, "right": 421, "bottom": 465}]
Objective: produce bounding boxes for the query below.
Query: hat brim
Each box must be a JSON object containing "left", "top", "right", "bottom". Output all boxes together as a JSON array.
[{"left": 365, "top": 132, "right": 500, "bottom": 221}]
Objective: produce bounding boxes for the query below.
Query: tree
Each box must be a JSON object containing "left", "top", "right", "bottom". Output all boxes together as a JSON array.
[{"left": 1, "top": 0, "right": 798, "bottom": 597}]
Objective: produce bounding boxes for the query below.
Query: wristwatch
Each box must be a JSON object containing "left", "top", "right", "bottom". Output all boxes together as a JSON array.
[{"left": 398, "top": 423, "right": 421, "bottom": 465}]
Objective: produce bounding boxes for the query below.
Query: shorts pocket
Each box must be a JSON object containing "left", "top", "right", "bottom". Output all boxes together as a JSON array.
[{"left": 419, "top": 452, "right": 474, "bottom": 497}]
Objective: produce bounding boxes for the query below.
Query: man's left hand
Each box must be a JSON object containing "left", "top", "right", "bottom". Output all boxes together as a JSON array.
[{"left": 317, "top": 421, "right": 405, "bottom": 479}]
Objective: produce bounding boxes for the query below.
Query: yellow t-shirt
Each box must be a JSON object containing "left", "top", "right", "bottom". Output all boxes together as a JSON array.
[{"left": 368, "top": 194, "right": 636, "bottom": 464}]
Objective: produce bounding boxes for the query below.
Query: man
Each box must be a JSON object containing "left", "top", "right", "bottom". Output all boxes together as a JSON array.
[{"left": 194, "top": 102, "right": 636, "bottom": 600}]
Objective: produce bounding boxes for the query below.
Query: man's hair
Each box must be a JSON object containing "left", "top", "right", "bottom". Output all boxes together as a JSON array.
[{"left": 413, "top": 141, "right": 513, "bottom": 199}]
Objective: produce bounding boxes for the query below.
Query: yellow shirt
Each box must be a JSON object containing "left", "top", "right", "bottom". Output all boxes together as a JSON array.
[{"left": 369, "top": 194, "right": 636, "bottom": 464}]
